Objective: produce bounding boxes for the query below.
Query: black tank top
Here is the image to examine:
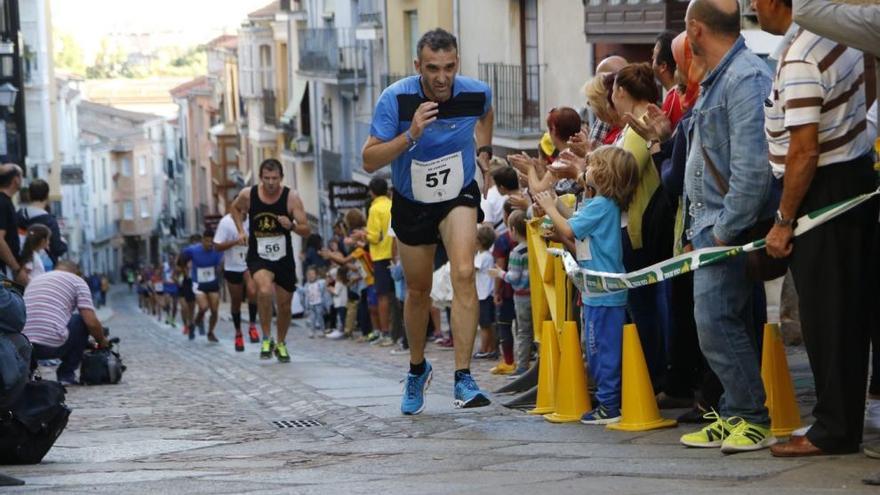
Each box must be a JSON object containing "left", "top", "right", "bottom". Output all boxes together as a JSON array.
[{"left": 246, "top": 185, "right": 295, "bottom": 265}]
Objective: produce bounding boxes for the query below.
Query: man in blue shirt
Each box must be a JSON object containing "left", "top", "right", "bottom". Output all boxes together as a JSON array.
[
  {"left": 363, "top": 28, "right": 494, "bottom": 415},
  {"left": 181, "top": 230, "right": 223, "bottom": 343}
]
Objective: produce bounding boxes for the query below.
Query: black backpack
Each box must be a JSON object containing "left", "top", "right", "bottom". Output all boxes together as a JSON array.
[
  {"left": 0, "top": 379, "right": 71, "bottom": 464},
  {"left": 79, "top": 340, "right": 125, "bottom": 385}
]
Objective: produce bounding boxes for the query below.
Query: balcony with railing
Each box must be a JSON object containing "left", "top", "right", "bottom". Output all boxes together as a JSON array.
[
  {"left": 357, "top": 0, "right": 382, "bottom": 25},
  {"left": 478, "top": 63, "right": 542, "bottom": 136},
  {"left": 381, "top": 73, "right": 410, "bottom": 89},
  {"left": 263, "top": 89, "right": 277, "bottom": 126},
  {"left": 298, "top": 28, "right": 365, "bottom": 82},
  {"left": 582, "top": 0, "right": 687, "bottom": 43}
]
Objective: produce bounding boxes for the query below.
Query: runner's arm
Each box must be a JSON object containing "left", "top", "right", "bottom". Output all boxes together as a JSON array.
[
  {"left": 475, "top": 107, "right": 494, "bottom": 163},
  {"left": 213, "top": 239, "right": 239, "bottom": 252},
  {"left": 288, "top": 192, "right": 311, "bottom": 237},
  {"left": 362, "top": 135, "right": 409, "bottom": 173},
  {"left": 230, "top": 188, "right": 250, "bottom": 238}
]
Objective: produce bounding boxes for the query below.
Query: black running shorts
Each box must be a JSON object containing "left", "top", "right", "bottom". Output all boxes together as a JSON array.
[
  {"left": 248, "top": 260, "right": 297, "bottom": 293},
  {"left": 391, "top": 181, "right": 484, "bottom": 246}
]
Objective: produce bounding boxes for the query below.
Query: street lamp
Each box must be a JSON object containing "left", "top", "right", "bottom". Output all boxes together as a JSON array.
[{"left": 0, "top": 82, "right": 18, "bottom": 108}]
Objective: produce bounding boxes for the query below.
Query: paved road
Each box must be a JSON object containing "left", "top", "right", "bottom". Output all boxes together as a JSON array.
[{"left": 3, "top": 288, "right": 879, "bottom": 494}]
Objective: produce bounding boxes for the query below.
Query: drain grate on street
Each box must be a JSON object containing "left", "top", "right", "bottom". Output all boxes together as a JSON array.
[{"left": 272, "top": 419, "right": 323, "bottom": 429}]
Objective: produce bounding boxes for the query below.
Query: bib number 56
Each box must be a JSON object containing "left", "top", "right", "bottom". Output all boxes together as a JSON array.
[{"left": 425, "top": 169, "right": 451, "bottom": 188}]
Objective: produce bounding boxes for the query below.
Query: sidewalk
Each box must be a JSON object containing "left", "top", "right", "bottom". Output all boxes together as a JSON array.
[{"left": 3, "top": 291, "right": 879, "bottom": 494}]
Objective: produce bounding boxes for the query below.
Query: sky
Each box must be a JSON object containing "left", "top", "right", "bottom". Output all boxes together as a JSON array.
[{"left": 51, "top": 0, "right": 275, "bottom": 60}]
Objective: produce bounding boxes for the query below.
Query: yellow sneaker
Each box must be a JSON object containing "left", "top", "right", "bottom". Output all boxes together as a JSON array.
[{"left": 490, "top": 362, "right": 516, "bottom": 375}]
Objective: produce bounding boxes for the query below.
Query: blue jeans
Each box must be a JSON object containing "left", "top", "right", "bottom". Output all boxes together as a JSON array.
[
  {"left": 31, "top": 314, "right": 90, "bottom": 379},
  {"left": 583, "top": 305, "right": 626, "bottom": 413},
  {"left": 306, "top": 304, "right": 324, "bottom": 331},
  {"left": 691, "top": 227, "right": 768, "bottom": 425}
]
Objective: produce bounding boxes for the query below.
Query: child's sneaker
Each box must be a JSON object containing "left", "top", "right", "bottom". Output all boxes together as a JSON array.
[
  {"left": 490, "top": 362, "right": 516, "bottom": 375},
  {"left": 326, "top": 329, "right": 345, "bottom": 340},
  {"left": 580, "top": 405, "right": 621, "bottom": 425}
]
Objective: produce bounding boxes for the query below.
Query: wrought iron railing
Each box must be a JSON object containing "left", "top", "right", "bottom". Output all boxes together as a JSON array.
[
  {"left": 478, "top": 63, "right": 542, "bottom": 134},
  {"left": 298, "top": 28, "right": 364, "bottom": 75}
]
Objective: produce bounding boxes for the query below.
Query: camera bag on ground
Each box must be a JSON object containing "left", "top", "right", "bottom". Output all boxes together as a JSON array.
[
  {"left": 0, "top": 378, "right": 71, "bottom": 464},
  {"left": 79, "top": 338, "right": 125, "bottom": 385}
]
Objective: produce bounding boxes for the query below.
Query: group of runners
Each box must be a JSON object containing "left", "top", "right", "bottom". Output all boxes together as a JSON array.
[{"left": 136, "top": 27, "right": 494, "bottom": 414}]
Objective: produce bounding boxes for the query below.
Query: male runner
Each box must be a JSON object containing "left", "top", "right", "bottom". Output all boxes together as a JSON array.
[
  {"left": 231, "top": 158, "right": 310, "bottom": 363},
  {"left": 181, "top": 230, "right": 223, "bottom": 342},
  {"left": 162, "top": 254, "right": 180, "bottom": 327},
  {"left": 214, "top": 207, "right": 260, "bottom": 352},
  {"left": 179, "top": 234, "right": 201, "bottom": 337},
  {"left": 362, "top": 28, "right": 494, "bottom": 414}
]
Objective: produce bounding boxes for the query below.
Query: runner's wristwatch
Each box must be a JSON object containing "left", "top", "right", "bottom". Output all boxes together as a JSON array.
[{"left": 774, "top": 209, "right": 794, "bottom": 227}]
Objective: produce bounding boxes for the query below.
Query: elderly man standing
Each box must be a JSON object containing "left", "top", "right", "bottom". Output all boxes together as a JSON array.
[
  {"left": 753, "top": 0, "right": 876, "bottom": 457},
  {"left": 678, "top": 0, "right": 777, "bottom": 453},
  {"left": 23, "top": 261, "right": 110, "bottom": 385}
]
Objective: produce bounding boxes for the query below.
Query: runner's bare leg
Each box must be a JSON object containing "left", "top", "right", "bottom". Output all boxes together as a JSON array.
[
  {"left": 253, "top": 270, "right": 276, "bottom": 340},
  {"left": 398, "top": 242, "right": 437, "bottom": 366},
  {"left": 208, "top": 292, "right": 220, "bottom": 333},
  {"left": 275, "top": 285, "right": 292, "bottom": 343},
  {"left": 438, "top": 206, "right": 479, "bottom": 370}
]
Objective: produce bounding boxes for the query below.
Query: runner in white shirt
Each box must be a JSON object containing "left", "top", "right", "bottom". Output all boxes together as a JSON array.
[{"left": 214, "top": 210, "right": 259, "bottom": 352}]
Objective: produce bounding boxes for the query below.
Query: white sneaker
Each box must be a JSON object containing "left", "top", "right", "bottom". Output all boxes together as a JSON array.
[
  {"left": 326, "top": 329, "right": 345, "bottom": 340},
  {"left": 865, "top": 399, "right": 880, "bottom": 433}
]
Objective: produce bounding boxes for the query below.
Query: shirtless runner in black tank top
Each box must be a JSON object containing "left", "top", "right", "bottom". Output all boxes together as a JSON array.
[{"left": 231, "top": 159, "right": 310, "bottom": 363}]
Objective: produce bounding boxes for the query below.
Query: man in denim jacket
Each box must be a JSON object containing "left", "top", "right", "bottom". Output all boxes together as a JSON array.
[{"left": 678, "top": 0, "right": 777, "bottom": 454}]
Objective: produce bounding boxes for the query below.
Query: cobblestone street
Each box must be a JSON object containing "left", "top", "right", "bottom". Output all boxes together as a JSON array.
[{"left": 3, "top": 288, "right": 879, "bottom": 494}]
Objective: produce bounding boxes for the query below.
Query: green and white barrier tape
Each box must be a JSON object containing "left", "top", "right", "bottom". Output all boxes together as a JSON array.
[{"left": 550, "top": 187, "right": 880, "bottom": 297}]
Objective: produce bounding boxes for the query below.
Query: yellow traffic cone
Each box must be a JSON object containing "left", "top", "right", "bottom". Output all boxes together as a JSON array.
[
  {"left": 545, "top": 321, "right": 592, "bottom": 423},
  {"left": 608, "top": 324, "right": 677, "bottom": 431},
  {"left": 528, "top": 321, "right": 559, "bottom": 415},
  {"left": 761, "top": 323, "right": 801, "bottom": 437}
]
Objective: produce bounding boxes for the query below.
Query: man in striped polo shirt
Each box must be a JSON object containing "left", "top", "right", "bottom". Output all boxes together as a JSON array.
[
  {"left": 23, "top": 261, "right": 110, "bottom": 385},
  {"left": 756, "top": 0, "right": 877, "bottom": 457}
]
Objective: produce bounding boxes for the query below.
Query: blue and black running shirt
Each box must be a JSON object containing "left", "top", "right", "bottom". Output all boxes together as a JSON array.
[{"left": 369, "top": 75, "right": 492, "bottom": 204}]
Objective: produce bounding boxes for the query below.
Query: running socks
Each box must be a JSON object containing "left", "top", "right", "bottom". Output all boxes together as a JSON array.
[
  {"left": 454, "top": 369, "right": 471, "bottom": 383},
  {"left": 248, "top": 303, "right": 257, "bottom": 323},
  {"left": 232, "top": 312, "right": 241, "bottom": 331},
  {"left": 410, "top": 360, "right": 426, "bottom": 376}
]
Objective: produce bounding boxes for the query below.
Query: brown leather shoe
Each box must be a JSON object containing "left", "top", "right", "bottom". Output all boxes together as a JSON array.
[{"left": 770, "top": 435, "right": 826, "bottom": 457}]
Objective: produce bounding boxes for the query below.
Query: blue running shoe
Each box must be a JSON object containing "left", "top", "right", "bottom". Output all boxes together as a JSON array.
[
  {"left": 401, "top": 361, "right": 433, "bottom": 415},
  {"left": 453, "top": 373, "right": 491, "bottom": 409}
]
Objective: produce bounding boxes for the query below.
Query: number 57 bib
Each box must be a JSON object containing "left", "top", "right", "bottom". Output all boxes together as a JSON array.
[{"left": 410, "top": 151, "right": 464, "bottom": 204}]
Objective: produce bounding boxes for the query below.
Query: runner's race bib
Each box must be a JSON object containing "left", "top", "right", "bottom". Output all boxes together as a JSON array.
[
  {"left": 197, "top": 266, "right": 216, "bottom": 284},
  {"left": 257, "top": 235, "right": 286, "bottom": 261},
  {"left": 231, "top": 245, "right": 247, "bottom": 264},
  {"left": 410, "top": 151, "right": 464, "bottom": 203},
  {"left": 153, "top": 282, "right": 164, "bottom": 291}
]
